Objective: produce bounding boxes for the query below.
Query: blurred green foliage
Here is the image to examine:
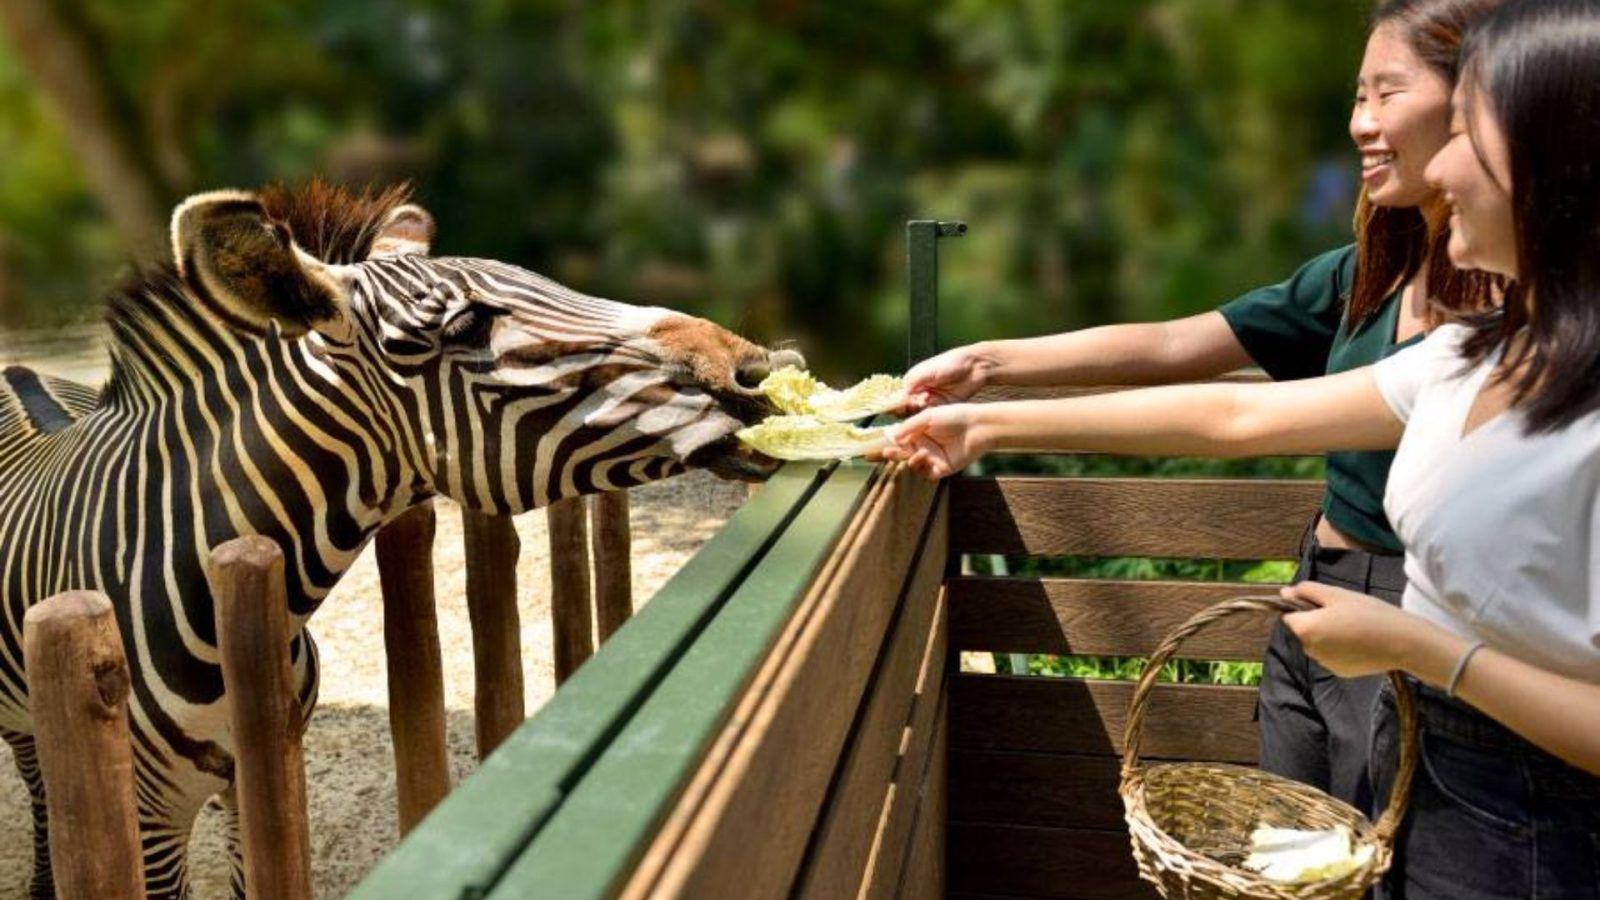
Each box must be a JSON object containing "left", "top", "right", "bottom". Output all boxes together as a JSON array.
[
  {"left": 998, "top": 654, "right": 1266, "bottom": 687},
  {"left": 0, "top": 0, "right": 1366, "bottom": 379}
]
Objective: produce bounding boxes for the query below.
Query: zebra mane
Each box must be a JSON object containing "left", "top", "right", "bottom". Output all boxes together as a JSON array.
[
  {"left": 256, "top": 179, "right": 416, "bottom": 265},
  {"left": 100, "top": 180, "right": 416, "bottom": 402}
]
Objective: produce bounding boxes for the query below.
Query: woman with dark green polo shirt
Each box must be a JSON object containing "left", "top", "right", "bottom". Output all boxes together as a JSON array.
[{"left": 899, "top": 0, "right": 1499, "bottom": 814}]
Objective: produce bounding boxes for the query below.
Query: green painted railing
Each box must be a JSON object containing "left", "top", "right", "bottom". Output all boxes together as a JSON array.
[{"left": 348, "top": 459, "right": 884, "bottom": 900}]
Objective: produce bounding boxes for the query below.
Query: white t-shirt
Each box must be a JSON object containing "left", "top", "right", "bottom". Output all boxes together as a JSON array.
[{"left": 1374, "top": 324, "right": 1600, "bottom": 682}]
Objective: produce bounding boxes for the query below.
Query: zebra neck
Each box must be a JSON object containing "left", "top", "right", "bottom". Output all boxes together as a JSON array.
[{"left": 99, "top": 291, "right": 422, "bottom": 605}]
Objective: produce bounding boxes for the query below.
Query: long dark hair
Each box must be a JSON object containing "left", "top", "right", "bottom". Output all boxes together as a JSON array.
[
  {"left": 1456, "top": 0, "right": 1600, "bottom": 434},
  {"left": 1348, "top": 0, "right": 1502, "bottom": 327}
]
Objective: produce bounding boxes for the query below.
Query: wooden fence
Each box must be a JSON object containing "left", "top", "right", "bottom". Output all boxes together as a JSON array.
[
  {"left": 944, "top": 399, "right": 1318, "bottom": 898},
  {"left": 22, "top": 488, "right": 637, "bottom": 896},
  {"left": 351, "top": 458, "right": 948, "bottom": 899},
  {"left": 377, "top": 493, "right": 634, "bottom": 832}
]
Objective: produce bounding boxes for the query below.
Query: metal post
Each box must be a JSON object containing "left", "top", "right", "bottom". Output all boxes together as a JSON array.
[{"left": 906, "top": 219, "right": 967, "bottom": 367}]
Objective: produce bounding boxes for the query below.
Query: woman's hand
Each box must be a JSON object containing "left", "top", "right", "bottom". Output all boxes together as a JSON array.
[
  {"left": 874, "top": 405, "right": 991, "bottom": 479},
  {"left": 1280, "top": 581, "right": 1422, "bottom": 677},
  {"left": 901, "top": 344, "right": 998, "bottom": 412}
]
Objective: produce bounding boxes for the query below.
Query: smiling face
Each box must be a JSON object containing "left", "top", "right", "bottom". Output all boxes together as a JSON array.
[
  {"left": 1351, "top": 23, "right": 1456, "bottom": 208},
  {"left": 1425, "top": 79, "right": 1517, "bottom": 278}
]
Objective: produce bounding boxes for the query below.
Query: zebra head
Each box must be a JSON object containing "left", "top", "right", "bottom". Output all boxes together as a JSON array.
[{"left": 170, "top": 184, "right": 798, "bottom": 514}]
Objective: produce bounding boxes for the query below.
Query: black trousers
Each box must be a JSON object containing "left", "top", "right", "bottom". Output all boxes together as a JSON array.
[
  {"left": 1371, "top": 680, "right": 1600, "bottom": 899},
  {"left": 1256, "top": 519, "right": 1406, "bottom": 815}
]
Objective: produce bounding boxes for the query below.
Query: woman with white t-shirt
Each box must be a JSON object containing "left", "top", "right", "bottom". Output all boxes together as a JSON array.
[{"left": 879, "top": 1, "right": 1600, "bottom": 894}]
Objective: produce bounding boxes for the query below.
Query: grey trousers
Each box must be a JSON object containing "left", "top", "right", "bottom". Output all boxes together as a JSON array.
[{"left": 1256, "top": 519, "right": 1406, "bottom": 815}]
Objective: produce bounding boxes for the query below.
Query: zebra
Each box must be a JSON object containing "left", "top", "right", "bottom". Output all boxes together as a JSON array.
[{"left": 0, "top": 181, "right": 799, "bottom": 898}]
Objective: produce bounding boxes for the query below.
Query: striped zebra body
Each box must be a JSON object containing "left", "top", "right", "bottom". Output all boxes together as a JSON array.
[{"left": 0, "top": 183, "right": 789, "bottom": 898}]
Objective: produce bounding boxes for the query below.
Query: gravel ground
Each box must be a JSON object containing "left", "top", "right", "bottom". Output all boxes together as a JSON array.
[{"left": 0, "top": 471, "right": 749, "bottom": 898}]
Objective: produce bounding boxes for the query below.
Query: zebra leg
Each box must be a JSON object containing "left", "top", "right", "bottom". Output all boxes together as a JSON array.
[
  {"left": 136, "top": 747, "right": 233, "bottom": 900},
  {"left": 1, "top": 728, "right": 54, "bottom": 900},
  {"left": 139, "top": 810, "right": 198, "bottom": 900}
]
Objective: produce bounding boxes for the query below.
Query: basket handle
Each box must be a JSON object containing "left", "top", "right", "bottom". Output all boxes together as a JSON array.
[{"left": 1118, "top": 594, "right": 1418, "bottom": 845}]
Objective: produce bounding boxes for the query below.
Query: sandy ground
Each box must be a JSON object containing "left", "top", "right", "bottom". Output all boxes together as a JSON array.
[{"left": 0, "top": 472, "right": 749, "bottom": 899}]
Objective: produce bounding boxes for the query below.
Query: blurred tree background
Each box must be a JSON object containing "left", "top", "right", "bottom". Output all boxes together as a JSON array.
[{"left": 0, "top": 0, "right": 1365, "bottom": 380}]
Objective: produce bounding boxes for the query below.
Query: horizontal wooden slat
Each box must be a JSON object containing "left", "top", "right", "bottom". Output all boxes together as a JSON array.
[
  {"left": 949, "top": 577, "right": 1277, "bottom": 660},
  {"left": 950, "top": 477, "right": 1320, "bottom": 559},
  {"left": 949, "top": 822, "right": 1158, "bottom": 900},
  {"left": 949, "top": 673, "right": 1258, "bottom": 763},
  {"left": 950, "top": 750, "right": 1125, "bottom": 830}
]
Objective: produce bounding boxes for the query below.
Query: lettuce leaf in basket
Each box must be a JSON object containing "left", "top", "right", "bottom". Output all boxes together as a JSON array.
[
  {"left": 1242, "top": 825, "right": 1374, "bottom": 884},
  {"left": 736, "top": 415, "right": 889, "bottom": 461},
  {"left": 757, "top": 367, "right": 905, "bottom": 421}
]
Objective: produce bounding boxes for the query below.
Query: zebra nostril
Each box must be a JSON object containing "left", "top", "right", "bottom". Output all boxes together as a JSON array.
[{"left": 734, "top": 359, "right": 771, "bottom": 391}]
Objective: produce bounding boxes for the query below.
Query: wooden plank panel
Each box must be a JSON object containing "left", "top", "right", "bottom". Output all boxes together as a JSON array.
[
  {"left": 949, "top": 577, "right": 1277, "bottom": 660},
  {"left": 950, "top": 750, "right": 1125, "bottom": 831},
  {"left": 349, "top": 463, "right": 831, "bottom": 900},
  {"left": 794, "top": 543, "right": 948, "bottom": 898},
  {"left": 891, "top": 697, "right": 947, "bottom": 900},
  {"left": 598, "top": 469, "right": 942, "bottom": 900},
  {"left": 949, "top": 822, "right": 1157, "bottom": 900},
  {"left": 488, "top": 464, "right": 883, "bottom": 900},
  {"left": 950, "top": 477, "right": 1320, "bottom": 559},
  {"left": 949, "top": 674, "right": 1258, "bottom": 764},
  {"left": 863, "top": 690, "right": 947, "bottom": 900}
]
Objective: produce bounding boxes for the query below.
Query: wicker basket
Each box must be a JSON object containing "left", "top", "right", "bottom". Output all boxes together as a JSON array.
[{"left": 1119, "top": 595, "right": 1418, "bottom": 900}]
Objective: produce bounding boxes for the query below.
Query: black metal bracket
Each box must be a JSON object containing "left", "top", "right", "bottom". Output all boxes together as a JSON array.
[{"left": 906, "top": 220, "right": 967, "bottom": 368}]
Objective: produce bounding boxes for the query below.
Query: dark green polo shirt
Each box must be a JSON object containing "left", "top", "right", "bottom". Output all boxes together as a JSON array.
[{"left": 1218, "top": 244, "right": 1417, "bottom": 553}]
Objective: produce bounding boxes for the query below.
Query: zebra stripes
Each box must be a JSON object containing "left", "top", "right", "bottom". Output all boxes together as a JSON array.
[{"left": 0, "top": 183, "right": 786, "bottom": 898}]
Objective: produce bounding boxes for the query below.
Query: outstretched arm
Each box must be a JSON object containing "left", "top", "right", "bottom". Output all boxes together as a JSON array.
[
  {"left": 883, "top": 364, "right": 1402, "bottom": 479},
  {"left": 903, "top": 312, "right": 1253, "bottom": 409}
]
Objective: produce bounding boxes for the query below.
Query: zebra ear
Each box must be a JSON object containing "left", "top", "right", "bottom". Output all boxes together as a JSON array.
[
  {"left": 369, "top": 203, "right": 435, "bottom": 259},
  {"left": 171, "top": 190, "right": 353, "bottom": 341}
]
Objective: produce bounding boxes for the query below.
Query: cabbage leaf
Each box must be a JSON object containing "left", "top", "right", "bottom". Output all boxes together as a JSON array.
[
  {"left": 1242, "top": 825, "right": 1374, "bottom": 884},
  {"left": 736, "top": 415, "right": 889, "bottom": 460},
  {"left": 757, "top": 367, "right": 905, "bottom": 421}
]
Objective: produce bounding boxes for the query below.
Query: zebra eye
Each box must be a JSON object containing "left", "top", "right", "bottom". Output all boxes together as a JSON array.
[{"left": 441, "top": 305, "right": 504, "bottom": 346}]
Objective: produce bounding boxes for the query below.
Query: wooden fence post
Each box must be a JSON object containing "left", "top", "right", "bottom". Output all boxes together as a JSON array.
[
  {"left": 23, "top": 590, "right": 144, "bottom": 900},
  {"left": 462, "top": 510, "right": 524, "bottom": 759},
  {"left": 375, "top": 502, "right": 451, "bottom": 835},
  {"left": 209, "top": 537, "right": 313, "bottom": 900},
  {"left": 591, "top": 491, "right": 633, "bottom": 644},
  {"left": 547, "top": 496, "right": 594, "bottom": 683}
]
